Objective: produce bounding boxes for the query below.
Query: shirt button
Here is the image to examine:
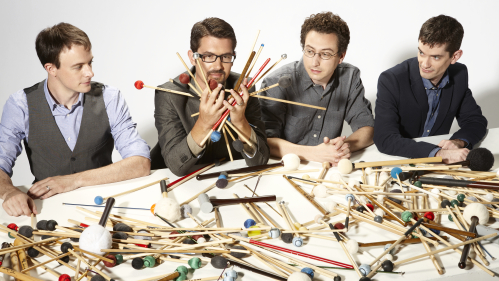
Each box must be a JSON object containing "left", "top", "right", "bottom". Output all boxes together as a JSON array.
[
  {"left": 313, "top": 134, "right": 317, "bottom": 138},
  {"left": 66, "top": 114, "right": 69, "bottom": 117},
  {"left": 68, "top": 137, "right": 71, "bottom": 141},
  {"left": 70, "top": 157, "right": 76, "bottom": 161},
  {"left": 427, "top": 130, "right": 430, "bottom": 132},
  {"left": 318, "top": 115, "right": 321, "bottom": 119}
]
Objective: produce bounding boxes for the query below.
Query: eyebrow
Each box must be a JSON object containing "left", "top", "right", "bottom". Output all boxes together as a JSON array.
[
  {"left": 71, "top": 57, "right": 94, "bottom": 67},
  {"left": 305, "top": 45, "right": 335, "bottom": 52},
  {"left": 418, "top": 47, "right": 443, "bottom": 57}
]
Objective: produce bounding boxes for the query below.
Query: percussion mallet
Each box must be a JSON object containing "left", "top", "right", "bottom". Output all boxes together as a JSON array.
[
  {"left": 178, "top": 73, "right": 201, "bottom": 96},
  {"left": 134, "top": 80, "right": 193, "bottom": 97}
]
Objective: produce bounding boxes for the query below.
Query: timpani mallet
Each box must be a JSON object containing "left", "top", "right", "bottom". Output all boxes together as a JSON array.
[
  {"left": 152, "top": 180, "right": 181, "bottom": 222},
  {"left": 79, "top": 197, "right": 115, "bottom": 256},
  {"left": 458, "top": 203, "right": 490, "bottom": 269}
]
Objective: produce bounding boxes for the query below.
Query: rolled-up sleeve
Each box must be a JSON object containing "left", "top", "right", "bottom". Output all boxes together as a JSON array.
[
  {"left": 344, "top": 69, "right": 375, "bottom": 132},
  {"left": 104, "top": 87, "right": 150, "bottom": 160},
  {"left": 0, "top": 91, "right": 27, "bottom": 177}
]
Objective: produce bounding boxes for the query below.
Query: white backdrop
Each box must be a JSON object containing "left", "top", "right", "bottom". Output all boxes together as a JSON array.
[{"left": 1, "top": 0, "right": 499, "bottom": 185}]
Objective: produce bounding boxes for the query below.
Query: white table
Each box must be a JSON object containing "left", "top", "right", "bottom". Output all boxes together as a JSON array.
[{"left": 1, "top": 129, "right": 499, "bottom": 281}]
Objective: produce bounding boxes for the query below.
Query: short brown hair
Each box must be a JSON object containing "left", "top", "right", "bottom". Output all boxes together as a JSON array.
[
  {"left": 419, "top": 15, "right": 464, "bottom": 55},
  {"left": 35, "top": 22, "right": 91, "bottom": 68},
  {"left": 190, "top": 18, "right": 237, "bottom": 52},
  {"left": 300, "top": 12, "right": 350, "bottom": 54}
]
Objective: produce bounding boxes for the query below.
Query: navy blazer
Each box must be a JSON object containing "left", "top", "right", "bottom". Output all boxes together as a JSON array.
[{"left": 374, "top": 57, "right": 487, "bottom": 158}]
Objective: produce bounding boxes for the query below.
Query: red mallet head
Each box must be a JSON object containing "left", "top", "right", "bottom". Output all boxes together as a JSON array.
[
  {"left": 103, "top": 254, "right": 118, "bottom": 267},
  {"left": 59, "top": 274, "right": 71, "bottom": 281},
  {"left": 366, "top": 203, "right": 374, "bottom": 212},
  {"left": 7, "top": 223, "right": 18, "bottom": 231},
  {"left": 209, "top": 79, "right": 218, "bottom": 91},
  {"left": 179, "top": 73, "right": 190, "bottom": 84},
  {"left": 424, "top": 211, "right": 435, "bottom": 221},
  {"left": 134, "top": 80, "right": 144, "bottom": 90}
]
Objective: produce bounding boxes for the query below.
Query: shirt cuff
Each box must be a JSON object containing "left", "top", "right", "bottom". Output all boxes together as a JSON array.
[
  {"left": 429, "top": 147, "right": 441, "bottom": 157},
  {"left": 187, "top": 131, "right": 206, "bottom": 157},
  {"left": 242, "top": 128, "right": 258, "bottom": 158},
  {"left": 456, "top": 138, "right": 471, "bottom": 149}
]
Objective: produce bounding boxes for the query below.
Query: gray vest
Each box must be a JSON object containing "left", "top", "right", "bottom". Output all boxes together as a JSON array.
[{"left": 24, "top": 80, "right": 114, "bottom": 182}]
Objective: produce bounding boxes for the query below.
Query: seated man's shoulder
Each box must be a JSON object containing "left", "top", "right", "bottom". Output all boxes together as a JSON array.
[
  {"left": 262, "top": 61, "right": 299, "bottom": 83},
  {"left": 383, "top": 57, "right": 416, "bottom": 76},
  {"left": 448, "top": 61, "right": 468, "bottom": 75}
]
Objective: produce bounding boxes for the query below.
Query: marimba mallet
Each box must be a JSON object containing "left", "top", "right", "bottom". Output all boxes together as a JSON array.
[
  {"left": 0, "top": 242, "right": 8, "bottom": 266},
  {"left": 152, "top": 180, "right": 181, "bottom": 222},
  {"left": 337, "top": 156, "right": 442, "bottom": 174},
  {"left": 197, "top": 194, "right": 276, "bottom": 213},
  {"left": 283, "top": 175, "right": 329, "bottom": 215},
  {"left": 459, "top": 203, "right": 490, "bottom": 269},
  {"left": 94, "top": 177, "right": 169, "bottom": 205},
  {"left": 179, "top": 73, "right": 201, "bottom": 96},
  {"left": 210, "top": 255, "right": 287, "bottom": 281},
  {"left": 79, "top": 197, "right": 115, "bottom": 255},
  {"left": 134, "top": 80, "right": 194, "bottom": 97}
]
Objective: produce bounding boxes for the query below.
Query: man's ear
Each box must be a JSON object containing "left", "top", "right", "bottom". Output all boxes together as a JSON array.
[
  {"left": 44, "top": 63, "right": 57, "bottom": 77},
  {"left": 338, "top": 51, "right": 347, "bottom": 64},
  {"left": 450, "top": 50, "right": 463, "bottom": 64},
  {"left": 187, "top": 50, "right": 196, "bottom": 66}
]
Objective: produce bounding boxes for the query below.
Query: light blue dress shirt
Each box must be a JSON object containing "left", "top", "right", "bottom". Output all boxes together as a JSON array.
[
  {"left": 0, "top": 79, "right": 150, "bottom": 177},
  {"left": 421, "top": 73, "right": 469, "bottom": 157}
]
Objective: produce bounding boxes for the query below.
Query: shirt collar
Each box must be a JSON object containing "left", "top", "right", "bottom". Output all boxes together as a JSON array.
[
  {"left": 297, "top": 58, "right": 336, "bottom": 94},
  {"left": 43, "top": 79, "right": 84, "bottom": 113},
  {"left": 422, "top": 70, "right": 449, "bottom": 90}
]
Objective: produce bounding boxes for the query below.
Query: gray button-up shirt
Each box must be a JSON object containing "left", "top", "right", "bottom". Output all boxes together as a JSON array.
[{"left": 259, "top": 59, "right": 374, "bottom": 145}]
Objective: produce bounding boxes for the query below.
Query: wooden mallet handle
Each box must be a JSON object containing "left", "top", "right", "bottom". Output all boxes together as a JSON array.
[{"left": 196, "top": 162, "right": 283, "bottom": 180}]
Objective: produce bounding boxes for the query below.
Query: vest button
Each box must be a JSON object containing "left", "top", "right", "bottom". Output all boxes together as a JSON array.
[{"left": 70, "top": 157, "right": 76, "bottom": 161}]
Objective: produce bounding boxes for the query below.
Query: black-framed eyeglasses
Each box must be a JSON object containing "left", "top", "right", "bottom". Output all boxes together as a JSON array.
[
  {"left": 199, "top": 53, "right": 236, "bottom": 63},
  {"left": 303, "top": 48, "right": 338, "bottom": 60}
]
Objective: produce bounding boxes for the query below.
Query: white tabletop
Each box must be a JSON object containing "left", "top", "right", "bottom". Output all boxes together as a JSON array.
[{"left": 1, "top": 129, "right": 499, "bottom": 281}]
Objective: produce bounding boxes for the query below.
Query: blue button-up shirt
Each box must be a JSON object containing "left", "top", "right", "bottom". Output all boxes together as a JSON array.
[
  {"left": 0, "top": 79, "right": 150, "bottom": 177},
  {"left": 422, "top": 73, "right": 469, "bottom": 156}
]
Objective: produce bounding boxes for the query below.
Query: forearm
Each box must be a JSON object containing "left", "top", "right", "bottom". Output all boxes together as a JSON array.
[
  {"left": 74, "top": 156, "right": 150, "bottom": 188},
  {"left": 0, "top": 169, "right": 18, "bottom": 200},
  {"left": 191, "top": 120, "right": 212, "bottom": 146},
  {"left": 345, "top": 126, "right": 374, "bottom": 152},
  {"left": 268, "top": 138, "right": 317, "bottom": 161},
  {"left": 230, "top": 118, "right": 252, "bottom": 143}
]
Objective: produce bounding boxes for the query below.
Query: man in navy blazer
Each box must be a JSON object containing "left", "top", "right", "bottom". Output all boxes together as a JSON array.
[{"left": 374, "top": 15, "right": 487, "bottom": 163}]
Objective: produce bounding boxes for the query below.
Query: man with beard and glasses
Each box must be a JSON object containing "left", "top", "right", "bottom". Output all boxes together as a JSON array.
[
  {"left": 150, "top": 17, "right": 270, "bottom": 176},
  {"left": 0, "top": 23, "right": 150, "bottom": 217},
  {"left": 259, "top": 12, "right": 374, "bottom": 166},
  {"left": 374, "top": 15, "right": 487, "bottom": 163}
]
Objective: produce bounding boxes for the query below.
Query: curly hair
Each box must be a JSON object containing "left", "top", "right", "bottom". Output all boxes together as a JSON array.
[
  {"left": 35, "top": 23, "right": 91, "bottom": 68},
  {"left": 190, "top": 18, "right": 237, "bottom": 52},
  {"left": 300, "top": 12, "right": 350, "bottom": 54},
  {"left": 419, "top": 15, "right": 464, "bottom": 55}
]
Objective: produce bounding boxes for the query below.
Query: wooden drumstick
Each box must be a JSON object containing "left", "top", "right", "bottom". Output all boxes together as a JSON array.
[
  {"left": 21, "top": 252, "right": 71, "bottom": 273},
  {"left": 135, "top": 81, "right": 193, "bottom": 97},
  {"left": 13, "top": 239, "right": 30, "bottom": 276},
  {"left": 0, "top": 266, "right": 41, "bottom": 281},
  {"left": 222, "top": 127, "right": 233, "bottom": 162},
  {"left": 318, "top": 162, "right": 330, "bottom": 180},
  {"left": 283, "top": 175, "right": 328, "bottom": 215},
  {"left": 172, "top": 77, "right": 201, "bottom": 97},
  {"left": 225, "top": 120, "right": 253, "bottom": 147},
  {"left": 193, "top": 53, "right": 212, "bottom": 95},
  {"left": 176, "top": 52, "right": 203, "bottom": 93},
  {"left": 68, "top": 249, "right": 113, "bottom": 281},
  {"left": 415, "top": 227, "right": 444, "bottom": 275},
  {"left": 245, "top": 43, "right": 264, "bottom": 79},
  {"left": 249, "top": 94, "right": 326, "bottom": 110}
]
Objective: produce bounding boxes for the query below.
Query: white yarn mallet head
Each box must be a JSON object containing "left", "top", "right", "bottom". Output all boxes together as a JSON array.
[
  {"left": 155, "top": 180, "right": 181, "bottom": 222},
  {"left": 337, "top": 159, "right": 353, "bottom": 174},
  {"left": 79, "top": 197, "right": 115, "bottom": 255},
  {"left": 463, "top": 203, "right": 490, "bottom": 225},
  {"left": 282, "top": 154, "right": 300, "bottom": 170}
]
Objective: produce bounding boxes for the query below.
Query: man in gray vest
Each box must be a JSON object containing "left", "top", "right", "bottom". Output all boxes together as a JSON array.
[{"left": 0, "top": 23, "right": 151, "bottom": 217}]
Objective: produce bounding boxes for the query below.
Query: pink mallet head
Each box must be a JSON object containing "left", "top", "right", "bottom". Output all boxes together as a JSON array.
[
  {"left": 179, "top": 73, "right": 190, "bottom": 85},
  {"left": 134, "top": 80, "right": 144, "bottom": 90}
]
